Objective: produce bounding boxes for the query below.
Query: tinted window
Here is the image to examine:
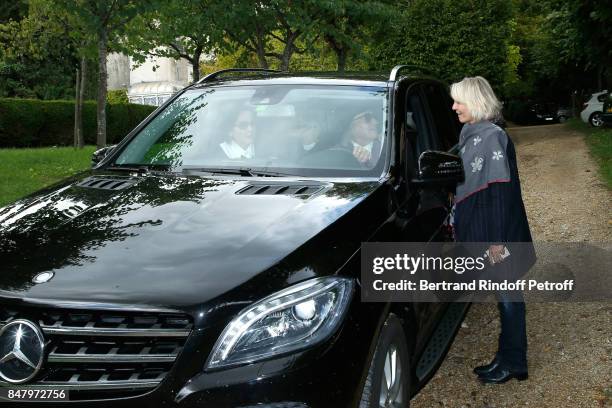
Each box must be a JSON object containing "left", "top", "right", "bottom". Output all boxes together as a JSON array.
[
  {"left": 405, "top": 85, "right": 432, "bottom": 155},
  {"left": 422, "top": 83, "right": 460, "bottom": 151}
]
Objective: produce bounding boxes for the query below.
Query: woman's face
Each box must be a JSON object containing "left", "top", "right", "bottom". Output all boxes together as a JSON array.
[
  {"left": 452, "top": 100, "right": 474, "bottom": 124},
  {"left": 230, "top": 111, "right": 254, "bottom": 148}
]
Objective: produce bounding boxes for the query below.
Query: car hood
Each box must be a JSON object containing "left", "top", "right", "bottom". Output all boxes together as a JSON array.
[{"left": 0, "top": 171, "right": 380, "bottom": 310}]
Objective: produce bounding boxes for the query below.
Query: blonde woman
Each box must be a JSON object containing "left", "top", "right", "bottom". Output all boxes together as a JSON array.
[{"left": 450, "top": 77, "right": 536, "bottom": 384}]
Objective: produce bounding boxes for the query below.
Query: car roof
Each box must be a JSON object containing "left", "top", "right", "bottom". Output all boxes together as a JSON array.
[{"left": 192, "top": 73, "right": 389, "bottom": 88}]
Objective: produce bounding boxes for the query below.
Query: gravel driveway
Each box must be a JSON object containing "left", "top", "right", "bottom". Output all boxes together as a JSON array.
[{"left": 411, "top": 124, "right": 612, "bottom": 408}]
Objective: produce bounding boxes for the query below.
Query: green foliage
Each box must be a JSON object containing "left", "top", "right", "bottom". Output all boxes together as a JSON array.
[
  {"left": 107, "top": 89, "right": 129, "bottom": 104},
  {"left": 368, "top": 0, "right": 513, "bottom": 90},
  {"left": 0, "top": 98, "right": 155, "bottom": 148},
  {"left": 0, "top": 3, "right": 82, "bottom": 100},
  {"left": 512, "top": 0, "right": 611, "bottom": 99},
  {"left": 566, "top": 118, "right": 612, "bottom": 189},
  {"left": 0, "top": 146, "right": 96, "bottom": 207},
  {"left": 0, "top": 1, "right": 28, "bottom": 23},
  {"left": 122, "top": 0, "right": 220, "bottom": 82}
]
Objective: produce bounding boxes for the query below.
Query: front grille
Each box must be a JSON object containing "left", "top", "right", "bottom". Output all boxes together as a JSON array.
[{"left": 0, "top": 307, "right": 193, "bottom": 400}]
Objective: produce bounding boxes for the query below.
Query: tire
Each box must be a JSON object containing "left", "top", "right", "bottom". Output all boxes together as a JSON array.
[
  {"left": 558, "top": 115, "right": 568, "bottom": 123},
  {"left": 359, "top": 314, "right": 410, "bottom": 408},
  {"left": 589, "top": 112, "right": 603, "bottom": 127}
]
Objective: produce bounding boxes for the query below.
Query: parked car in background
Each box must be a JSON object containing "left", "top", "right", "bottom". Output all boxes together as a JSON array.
[
  {"left": 580, "top": 90, "right": 609, "bottom": 127},
  {"left": 601, "top": 94, "right": 612, "bottom": 127},
  {"left": 527, "top": 102, "right": 557, "bottom": 124},
  {"left": 522, "top": 102, "right": 571, "bottom": 125}
]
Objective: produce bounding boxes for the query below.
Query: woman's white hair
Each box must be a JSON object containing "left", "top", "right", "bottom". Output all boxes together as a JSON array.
[{"left": 450, "top": 76, "right": 502, "bottom": 122}]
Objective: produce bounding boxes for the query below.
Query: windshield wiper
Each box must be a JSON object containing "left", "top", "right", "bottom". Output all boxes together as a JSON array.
[
  {"left": 105, "top": 164, "right": 175, "bottom": 173},
  {"left": 105, "top": 165, "right": 150, "bottom": 174},
  {"left": 183, "top": 167, "right": 294, "bottom": 177}
]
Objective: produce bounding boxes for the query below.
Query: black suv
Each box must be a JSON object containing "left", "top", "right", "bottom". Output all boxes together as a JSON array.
[{"left": 0, "top": 66, "right": 466, "bottom": 407}]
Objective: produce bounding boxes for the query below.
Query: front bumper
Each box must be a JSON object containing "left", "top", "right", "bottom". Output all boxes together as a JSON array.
[{"left": 3, "top": 298, "right": 384, "bottom": 408}]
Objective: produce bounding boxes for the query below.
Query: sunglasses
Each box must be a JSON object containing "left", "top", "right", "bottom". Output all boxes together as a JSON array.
[{"left": 234, "top": 121, "right": 253, "bottom": 130}]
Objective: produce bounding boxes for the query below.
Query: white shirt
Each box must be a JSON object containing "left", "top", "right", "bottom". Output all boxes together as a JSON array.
[
  {"left": 303, "top": 142, "right": 316, "bottom": 151},
  {"left": 219, "top": 141, "right": 254, "bottom": 159}
]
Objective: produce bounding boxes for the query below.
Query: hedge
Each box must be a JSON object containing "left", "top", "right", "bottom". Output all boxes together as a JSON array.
[{"left": 0, "top": 98, "right": 156, "bottom": 147}]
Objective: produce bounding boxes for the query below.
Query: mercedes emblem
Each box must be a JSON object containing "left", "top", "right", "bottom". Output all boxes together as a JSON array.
[{"left": 0, "top": 319, "right": 45, "bottom": 384}]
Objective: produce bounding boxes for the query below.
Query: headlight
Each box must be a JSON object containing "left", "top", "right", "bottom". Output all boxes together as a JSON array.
[{"left": 205, "top": 276, "right": 354, "bottom": 370}]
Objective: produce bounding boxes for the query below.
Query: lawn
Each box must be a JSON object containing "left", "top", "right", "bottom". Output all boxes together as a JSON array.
[
  {"left": 566, "top": 118, "right": 612, "bottom": 189},
  {"left": 0, "top": 146, "right": 96, "bottom": 208}
]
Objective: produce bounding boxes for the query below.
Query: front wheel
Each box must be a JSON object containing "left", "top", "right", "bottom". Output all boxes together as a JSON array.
[
  {"left": 558, "top": 115, "right": 568, "bottom": 123},
  {"left": 589, "top": 112, "right": 603, "bottom": 127},
  {"left": 359, "top": 314, "right": 411, "bottom": 408}
]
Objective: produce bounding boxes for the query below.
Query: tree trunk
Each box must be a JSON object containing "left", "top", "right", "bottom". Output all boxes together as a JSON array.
[
  {"left": 191, "top": 49, "right": 202, "bottom": 82},
  {"left": 597, "top": 65, "right": 604, "bottom": 91},
  {"left": 337, "top": 48, "right": 347, "bottom": 73},
  {"left": 254, "top": 25, "right": 268, "bottom": 69},
  {"left": 325, "top": 35, "right": 348, "bottom": 73},
  {"left": 97, "top": 31, "right": 108, "bottom": 149},
  {"left": 77, "top": 57, "right": 87, "bottom": 149},
  {"left": 279, "top": 32, "right": 298, "bottom": 71},
  {"left": 74, "top": 67, "right": 80, "bottom": 149}
]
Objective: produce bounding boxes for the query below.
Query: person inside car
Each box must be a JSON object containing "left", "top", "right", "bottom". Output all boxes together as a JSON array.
[
  {"left": 291, "top": 114, "right": 323, "bottom": 158},
  {"left": 217, "top": 109, "right": 256, "bottom": 159},
  {"left": 341, "top": 111, "right": 382, "bottom": 167}
]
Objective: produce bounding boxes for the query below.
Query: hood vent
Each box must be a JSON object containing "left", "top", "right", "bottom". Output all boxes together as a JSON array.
[
  {"left": 76, "top": 177, "right": 136, "bottom": 191},
  {"left": 236, "top": 184, "right": 324, "bottom": 197}
]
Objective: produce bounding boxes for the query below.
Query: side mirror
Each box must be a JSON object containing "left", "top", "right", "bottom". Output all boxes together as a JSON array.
[
  {"left": 91, "top": 145, "right": 117, "bottom": 167},
  {"left": 413, "top": 150, "right": 464, "bottom": 186}
]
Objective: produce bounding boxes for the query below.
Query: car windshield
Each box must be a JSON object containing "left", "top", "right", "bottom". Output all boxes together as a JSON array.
[{"left": 112, "top": 84, "right": 389, "bottom": 177}]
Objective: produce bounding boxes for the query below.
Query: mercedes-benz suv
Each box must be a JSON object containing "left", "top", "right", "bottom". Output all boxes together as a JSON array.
[{"left": 0, "top": 66, "right": 467, "bottom": 407}]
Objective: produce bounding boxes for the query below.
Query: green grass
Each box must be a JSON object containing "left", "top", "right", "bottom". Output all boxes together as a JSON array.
[
  {"left": 566, "top": 118, "right": 612, "bottom": 189},
  {"left": 0, "top": 146, "right": 97, "bottom": 207}
]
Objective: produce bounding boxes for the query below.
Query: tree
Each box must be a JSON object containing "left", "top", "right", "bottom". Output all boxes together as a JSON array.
[
  {"left": 123, "top": 0, "right": 220, "bottom": 83},
  {"left": 315, "top": 0, "right": 392, "bottom": 72},
  {"left": 0, "top": 2, "right": 82, "bottom": 100},
  {"left": 54, "top": 0, "right": 151, "bottom": 148},
  {"left": 558, "top": 0, "right": 611, "bottom": 90},
  {"left": 367, "top": 0, "right": 514, "bottom": 90},
  {"left": 217, "top": 0, "right": 323, "bottom": 71}
]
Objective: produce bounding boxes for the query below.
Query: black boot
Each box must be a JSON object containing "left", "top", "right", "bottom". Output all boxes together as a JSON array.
[
  {"left": 473, "top": 356, "right": 501, "bottom": 376},
  {"left": 478, "top": 365, "right": 528, "bottom": 384}
]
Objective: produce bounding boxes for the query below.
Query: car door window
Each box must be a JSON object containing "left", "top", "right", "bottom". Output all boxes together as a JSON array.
[
  {"left": 405, "top": 85, "right": 433, "bottom": 156},
  {"left": 421, "top": 83, "right": 460, "bottom": 151}
]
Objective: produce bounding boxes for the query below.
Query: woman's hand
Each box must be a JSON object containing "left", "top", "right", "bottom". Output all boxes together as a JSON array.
[{"left": 488, "top": 244, "right": 505, "bottom": 265}]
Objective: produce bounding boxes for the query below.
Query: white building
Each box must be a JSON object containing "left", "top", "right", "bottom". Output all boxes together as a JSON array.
[{"left": 107, "top": 52, "right": 193, "bottom": 106}]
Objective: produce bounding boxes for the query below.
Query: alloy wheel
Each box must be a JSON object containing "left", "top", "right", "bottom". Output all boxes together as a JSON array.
[{"left": 591, "top": 113, "right": 603, "bottom": 127}]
